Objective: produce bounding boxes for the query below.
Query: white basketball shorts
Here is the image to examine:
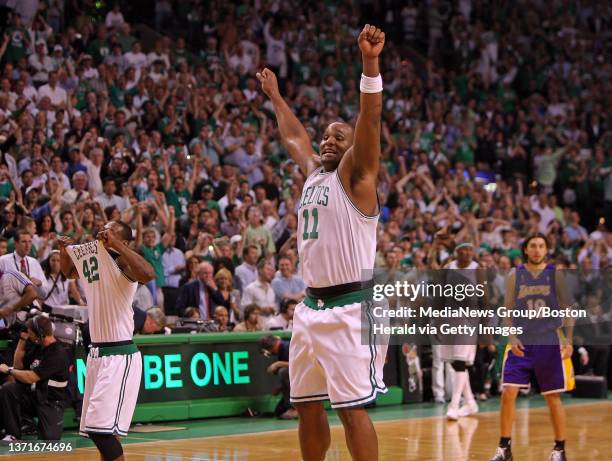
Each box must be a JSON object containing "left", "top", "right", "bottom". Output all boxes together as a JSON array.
[
  {"left": 290, "top": 298, "right": 388, "bottom": 409},
  {"left": 437, "top": 344, "right": 477, "bottom": 365},
  {"left": 79, "top": 348, "right": 142, "bottom": 437}
]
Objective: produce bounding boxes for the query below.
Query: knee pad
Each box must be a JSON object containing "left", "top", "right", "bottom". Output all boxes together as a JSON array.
[
  {"left": 451, "top": 360, "right": 467, "bottom": 372},
  {"left": 89, "top": 433, "right": 123, "bottom": 461}
]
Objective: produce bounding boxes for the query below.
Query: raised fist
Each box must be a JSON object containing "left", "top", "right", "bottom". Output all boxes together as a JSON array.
[
  {"left": 358, "top": 24, "right": 385, "bottom": 58},
  {"left": 256, "top": 68, "right": 280, "bottom": 99}
]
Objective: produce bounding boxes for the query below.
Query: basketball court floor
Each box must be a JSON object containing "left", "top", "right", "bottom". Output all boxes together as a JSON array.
[{"left": 5, "top": 395, "right": 611, "bottom": 460}]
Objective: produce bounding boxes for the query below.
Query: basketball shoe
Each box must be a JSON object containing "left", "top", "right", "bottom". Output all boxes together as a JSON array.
[
  {"left": 550, "top": 449, "right": 567, "bottom": 461},
  {"left": 488, "top": 446, "right": 512, "bottom": 461}
]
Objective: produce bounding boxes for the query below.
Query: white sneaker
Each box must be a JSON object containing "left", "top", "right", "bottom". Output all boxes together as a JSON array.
[
  {"left": 458, "top": 399, "right": 479, "bottom": 417},
  {"left": 1, "top": 435, "right": 17, "bottom": 443},
  {"left": 446, "top": 406, "right": 459, "bottom": 420}
]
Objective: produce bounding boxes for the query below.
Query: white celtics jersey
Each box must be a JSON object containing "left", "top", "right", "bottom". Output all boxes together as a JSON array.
[
  {"left": 298, "top": 168, "right": 378, "bottom": 287},
  {"left": 66, "top": 240, "right": 137, "bottom": 343}
]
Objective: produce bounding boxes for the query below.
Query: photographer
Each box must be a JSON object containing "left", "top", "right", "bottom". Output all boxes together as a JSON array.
[
  {"left": 0, "top": 315, "right": 69, "bottom": 441},
  {"left": 259, "top": 335, "right": 296, "bottom": 419}
]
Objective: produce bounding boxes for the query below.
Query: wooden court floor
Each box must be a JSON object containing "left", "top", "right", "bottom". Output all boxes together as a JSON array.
[{"left": 8, "top": 401, "right": 612, "bottom": 460}]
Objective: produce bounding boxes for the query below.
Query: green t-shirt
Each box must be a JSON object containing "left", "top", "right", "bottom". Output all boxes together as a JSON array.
[
  {"left": 0, "top": 181, "right": 12, "bottom": 198},
  {"left": 166, "top": 187, "right": 191, "bottom": 218},
  {"left": 244, "top": 225, "right": 275, "bottom": 257},
  {"left": 87, "top": 39, "right": 111, "bottom": 63},
  {"left": 5, "top": 26, "right": 28, "bottom": 63},
  {"left": 118, "top": 34, "right": 136, "bottom": 53},
  {"left": 455, "top": 136, "right": 476, "bottom": 165},
  {"left": 109, "top": 85, "right": 126, "bottom": 108},
  {"left": 159, "top": 117, "right": 180, "bottom": 145},
  {"left": 140, "top": 243, "right": 165, "bottom": 287}
]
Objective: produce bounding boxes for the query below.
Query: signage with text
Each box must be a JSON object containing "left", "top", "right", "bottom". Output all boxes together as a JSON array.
[{"left": 75, "top": 342, "right": 278, "bottom": 403}]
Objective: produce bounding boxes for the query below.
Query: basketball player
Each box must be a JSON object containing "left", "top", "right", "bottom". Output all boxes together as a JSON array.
[
  {"left": 489, "top": 233, "right": 574, "bottom": 461},
  {"left": 257, "top": 25, "right": 386, "bottom": 461},
  {"left": 59, "top": 221, "right": 155, "bottom": 461},
  {"left": 439, "top": 242, "right": 481, "bottom": 420}
]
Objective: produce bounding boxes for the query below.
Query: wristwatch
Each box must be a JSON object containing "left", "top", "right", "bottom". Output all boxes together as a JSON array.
[{"left": 7, "top": 367, "right": 13, "bottom": 375}]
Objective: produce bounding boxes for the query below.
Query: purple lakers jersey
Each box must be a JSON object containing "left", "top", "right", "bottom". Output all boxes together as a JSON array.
[{"left": 514, "top": 263, "right": 562, "bottom": 334}]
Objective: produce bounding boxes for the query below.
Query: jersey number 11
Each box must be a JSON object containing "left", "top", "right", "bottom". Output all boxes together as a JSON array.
[{"left": 302, "top": 208, "right": 319, "bottom": 240}]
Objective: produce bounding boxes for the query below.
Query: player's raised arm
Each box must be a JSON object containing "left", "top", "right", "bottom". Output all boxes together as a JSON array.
[
  {"left": 58, "top": 235, "right": 79, "bottom": 279},
  {"left": 338, "top": 25, "right": 385, "bottom": 216},
  {"left": 98, "top": 227, "right": 156, "bottom": 284},
  {"left": 351, "top": 25, "right": 384, "bottom": 176},
  {"left": 256, "top": 68, "right": 318, "bottom": 176}
]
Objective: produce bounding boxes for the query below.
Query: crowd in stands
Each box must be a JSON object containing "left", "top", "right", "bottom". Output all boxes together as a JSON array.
[{"left": 0, "top": 0, "right": 609, "bottom": 388}]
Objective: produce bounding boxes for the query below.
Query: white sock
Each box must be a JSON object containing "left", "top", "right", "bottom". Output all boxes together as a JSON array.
[
  {"left": 462, "top": 372, "right": 475, "bottom": 404},
  {"left": 449, "top": 370, "right": 467, "bottom": 409}
]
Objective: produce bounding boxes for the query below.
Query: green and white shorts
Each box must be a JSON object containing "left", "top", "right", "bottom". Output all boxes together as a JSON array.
[
  {"left": 79, "top": 342, "right": 141, "bottom": 437},
  {"left": 289, "top": 293, "right": 388, "bottom": 409}
]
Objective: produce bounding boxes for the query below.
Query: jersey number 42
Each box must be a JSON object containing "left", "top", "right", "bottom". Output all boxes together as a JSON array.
[{"left": 83, "top": 256, "right": 100, "bottom": 283}]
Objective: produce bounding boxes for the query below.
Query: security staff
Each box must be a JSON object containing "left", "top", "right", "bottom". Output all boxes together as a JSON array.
[{"left": 0, "top": 315, "right": 69, "bottom": 441}]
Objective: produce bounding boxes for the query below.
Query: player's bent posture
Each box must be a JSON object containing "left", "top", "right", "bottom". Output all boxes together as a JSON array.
[
  {"left": 257, "top": 25, "right": 386, "bottom": 461},
  {"left": 489, "top": 234, "right": 574, "bottom": 461},
  {"left": 59, "top": 222, "right": 155, "bottom": 461}
]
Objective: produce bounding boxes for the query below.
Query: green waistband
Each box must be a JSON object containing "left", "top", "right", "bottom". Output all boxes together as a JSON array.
[
  {"left": 91, "top": 343, "right": 139, "bottom": 357},
  {"left": 304, "top": 288, "right": 373, "bottom": 310}
]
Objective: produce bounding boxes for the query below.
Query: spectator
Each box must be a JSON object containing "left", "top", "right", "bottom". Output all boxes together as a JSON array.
[
  {"left": 175, "top": 261, "right": 229, "bottom": 319},
  {"left": 213, "top": 305, "right": 234, "bottom": 332},
  {"left": 183, "top": 307, "right": 200, "bottom": 320},
  {"left": 235, "top": 244, "right": 259, "bottom": 290},
  {"left": 271, "top": 256, "right": 305, "bottom": 306},
  {"left": 105, "top": 4, "right": 125, "bottom": 31},
  {"left": 132, "top": 283, "right": 154, "bottom": 312},
  {"left": 214, "top": 267, "right": 241, "bottom": 322},
  {"left": 233, "top": 304, "right": 264, "bottom": 332},
  {"left": 244, "top": 205, "right": 275, "bottom": 258},
  {"left": 179, "top": 255, "right": 200, "bottom": 287},
  {"left": 266, "top": 299, "right": 296, "bottom": 331},
  {"left": 95, "top": 177, "right": 126, "bottom": 212},
  {"left": 220, "top": 203, "right": 243, "bottom": 238},
  {"left": 241, "top": 258, "right": 277, "bottom": 317},
  {"left": 0, "top": 229, "right": 46, "bottom": 289},
  {"left": 136, "top": 206, "right": 175, "bottom": 305},
  {"left": 41, "top": 250, "right": 83, "bottom": 308}
]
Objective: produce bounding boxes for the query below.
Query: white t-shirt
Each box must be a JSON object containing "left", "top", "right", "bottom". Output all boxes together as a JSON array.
[
  {"left": 241, "top": 280, "right": 277, "bottom": 313},
  {"left": 124, "top": 51, "right": 148, "bottom": 70},
  {"left": 37, "top": 83, "right": 67, "bottom": 106},
  {"left": 105, "top": 11, "right": 125, "bottom": 28}
]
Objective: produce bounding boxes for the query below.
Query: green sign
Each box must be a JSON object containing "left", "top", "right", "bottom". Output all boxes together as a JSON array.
[{"left": 76, "top": 342, "right": 279, "bottom": 403}]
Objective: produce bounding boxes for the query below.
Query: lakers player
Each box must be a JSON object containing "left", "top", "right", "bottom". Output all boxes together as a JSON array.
[
  {"left": 257, "top": 25, "right": 386, "bottom": 461},
  {"left": 488, "top": 233, "right": 574, "bottom": 461},
  {"left": 59, "top": 221, "right": 155, "bottom": 461}
]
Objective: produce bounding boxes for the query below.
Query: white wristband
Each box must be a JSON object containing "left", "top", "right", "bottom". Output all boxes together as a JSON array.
[{"left": 360, "top": 73, "right": 383, "bottom": 93}]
